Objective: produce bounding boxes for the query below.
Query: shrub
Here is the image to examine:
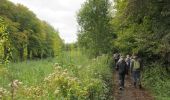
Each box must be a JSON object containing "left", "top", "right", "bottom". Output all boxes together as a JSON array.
[{"left": 142, "top": 64, "right": 170, "bottom": 100}]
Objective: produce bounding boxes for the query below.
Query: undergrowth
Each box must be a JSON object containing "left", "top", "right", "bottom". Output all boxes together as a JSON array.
[
  {"left": 0, "top": 51, "right": 114, "bottom": 99},
  {"left": 142, "top": 64, "right": 170, "bottom": 100}
]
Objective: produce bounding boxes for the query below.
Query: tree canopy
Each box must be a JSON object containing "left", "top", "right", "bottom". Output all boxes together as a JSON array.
[
  {"left": 77, "top": 0, "right": 116, "bottom": 57},
  {"left": 77, "top": 0, "right": 170, "bottom": 69},
  {"left": 113, "top": 0, "right": 170, "bottom": 66},
  {"left": 0, "top": 0, "right": 63, "bottom": 61}
]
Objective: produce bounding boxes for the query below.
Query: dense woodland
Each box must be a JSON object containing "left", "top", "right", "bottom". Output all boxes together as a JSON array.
[
  {"left": 77, "top": 0, "right": 170, "bottom": 69},
  {"left": 0, "top": 0, "right": 63, "bottom": 62}
]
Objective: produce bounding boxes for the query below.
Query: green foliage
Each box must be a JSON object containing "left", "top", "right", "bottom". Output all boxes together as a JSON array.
[
  {"left": 77, "top": 0, "right": 116, "bottom": 56},
  {"left": 0, "top": 16, "right": 11, "bottom": 65},
  {"left": 0, "top": 17, "right": 6, "bottom": 63},
  {"left": 0, "top": 0, "right": 63, "bottom": 61},
  {"left": 113, "top": 0, "right": 170, "bottom": 65},
  {"left": 55, "top": 50, "right": 114, "bottom": 99},
  {"left": 142, "top": 64, "right": 170, "bottom": 100},
  {"left": 112, "top": 0, "right": 170, "bottom": 99},
  {"left": 0, "top": 51, "right": 113, "bottom": 99},
  {"left": 0, "top": 17, "right": 8, "bottom": 77}
]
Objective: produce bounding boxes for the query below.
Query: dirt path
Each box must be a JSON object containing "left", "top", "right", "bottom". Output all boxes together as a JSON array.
[{"left": 113, "top": 72, "right": 155, "bottom": 100}]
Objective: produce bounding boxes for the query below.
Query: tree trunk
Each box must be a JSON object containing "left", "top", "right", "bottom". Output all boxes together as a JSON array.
[
  {"left": 19, "top": 48, "right": 24, "bottom": 61},
  {"left": 27, "top": 47, "right": 31, "bottom": 60}
]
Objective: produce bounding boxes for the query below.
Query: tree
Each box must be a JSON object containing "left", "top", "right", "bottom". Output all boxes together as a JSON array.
[
  {"left": 113, "top": 0, "right": 170, "bottom": 67},
  {"left": 0, "top": 0, "right": 63, "bottom": 61},
  {"left": 77, "top": 0, "right": 116, "bottom": 56}
]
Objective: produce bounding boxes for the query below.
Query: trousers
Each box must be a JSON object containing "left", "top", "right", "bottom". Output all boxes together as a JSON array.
[
  {"left": 119, "top": 73, "right": 126, "bottom": 87},
  {"left": 132, "top": 70, "right": 141, "bottom": 84}
]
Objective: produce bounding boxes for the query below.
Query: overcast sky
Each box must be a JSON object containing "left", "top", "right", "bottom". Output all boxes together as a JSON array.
[{"left": 9, "top": 0, "right": 86, "bottom": 43}]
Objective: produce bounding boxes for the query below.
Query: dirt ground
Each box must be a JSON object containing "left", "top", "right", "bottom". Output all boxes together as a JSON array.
[{"left": 113, "top": 72, "right": 155, "bottom": 100}]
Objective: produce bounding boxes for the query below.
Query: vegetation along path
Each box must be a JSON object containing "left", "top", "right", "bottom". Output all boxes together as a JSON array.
[{"left": 113, "top": 72, "right": 154, "bottom": 100}]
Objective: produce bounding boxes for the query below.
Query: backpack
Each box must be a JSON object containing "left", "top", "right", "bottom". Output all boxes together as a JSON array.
[{"left": 133, "top": 60, "right": 140, "bottom": 70}]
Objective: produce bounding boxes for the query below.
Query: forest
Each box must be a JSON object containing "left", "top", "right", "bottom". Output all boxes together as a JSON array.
[{"left": 0, "top": 0, "right": 170, "bottom": 99}]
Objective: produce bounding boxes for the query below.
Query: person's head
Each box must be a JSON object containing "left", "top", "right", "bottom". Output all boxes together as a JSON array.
[
  {"left": 120, "top": 55, "right": 125, "bottom": 60},
  {"left": 133, "top": 55, "right": 138, "bottom": 60},
  {"left": 126, "top": 55, "right": 130, "bottom": 58}
]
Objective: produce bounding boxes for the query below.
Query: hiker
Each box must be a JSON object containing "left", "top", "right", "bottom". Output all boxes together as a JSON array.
[
  {"left": 113, "top": 52, "right": 120, "bottom": 66},
  {"left": 116, "top": 56, "right": 128, "bottom": 90},
  {"left": 130, "top": 55, "right": 143, "bottom": 88},
  {"left": 125, "top": 54, "right": 131, "bottom": 74}
]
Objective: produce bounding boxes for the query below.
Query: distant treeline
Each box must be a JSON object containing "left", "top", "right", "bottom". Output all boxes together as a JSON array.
[{"left": 0, "top": 0, "right": 63, "bottom": 62}]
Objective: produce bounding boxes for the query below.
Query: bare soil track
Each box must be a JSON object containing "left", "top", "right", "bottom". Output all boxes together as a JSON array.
[{"left": 113, "top": 72, "right": 155, "bottom": 100}]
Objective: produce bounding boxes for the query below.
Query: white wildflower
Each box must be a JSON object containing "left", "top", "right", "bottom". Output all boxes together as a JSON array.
[{"left": 54, "top": 88, "right": 60, "bottom": 95}]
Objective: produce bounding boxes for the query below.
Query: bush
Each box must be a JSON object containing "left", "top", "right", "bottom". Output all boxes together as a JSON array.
[{"left": 142, "top": 64, "right": 170, "bottom": 100}]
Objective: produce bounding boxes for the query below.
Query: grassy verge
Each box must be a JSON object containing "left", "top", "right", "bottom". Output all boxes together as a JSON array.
[
  {"left": 0, "top": 59, "right": 55, "bottom": 87},
  {"left": 0, "top": 51, "right": 114, "bottom": 99},
  {"left": 142, "top": 64, "right": 170, "bottom": 100}
]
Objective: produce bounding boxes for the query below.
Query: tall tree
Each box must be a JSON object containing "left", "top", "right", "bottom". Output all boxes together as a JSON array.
[{"left": 77, "top": 0, "right": 116, "bottom": 56}]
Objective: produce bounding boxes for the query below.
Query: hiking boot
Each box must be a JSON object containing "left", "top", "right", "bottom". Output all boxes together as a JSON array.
[
  {"left": 139, "top": 84, "right": 142, "bottom": 89},
  {"left": 119, "top": 87, "right": 123, "bottom": 90}
]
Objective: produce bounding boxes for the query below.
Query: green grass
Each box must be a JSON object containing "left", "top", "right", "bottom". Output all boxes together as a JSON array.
[
  {"left": 0, "top": 51, "right": 114, "bottom": 99},
  {"left": 0, "top": 58, "right": 56, "bottom": 88}
]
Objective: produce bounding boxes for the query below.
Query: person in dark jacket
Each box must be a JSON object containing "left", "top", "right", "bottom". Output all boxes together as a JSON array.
[{"left": 116, "top": 56, "right": 128, "bottom": 90}]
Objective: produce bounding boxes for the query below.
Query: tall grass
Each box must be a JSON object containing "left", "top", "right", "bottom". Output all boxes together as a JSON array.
[
  {"left": 142, "top": 64, "right": 170, "bottom": 100},
  {"left": 0, "top": 50, "right": 114, "bottom": 99},
  {"left": 0, "top": 58, "right": 55, "bottom": 87}
]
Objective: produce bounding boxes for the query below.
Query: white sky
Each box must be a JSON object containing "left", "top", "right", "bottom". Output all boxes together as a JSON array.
[{"left": 9, "top": 0, "right": 86, "bottom": 43}]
